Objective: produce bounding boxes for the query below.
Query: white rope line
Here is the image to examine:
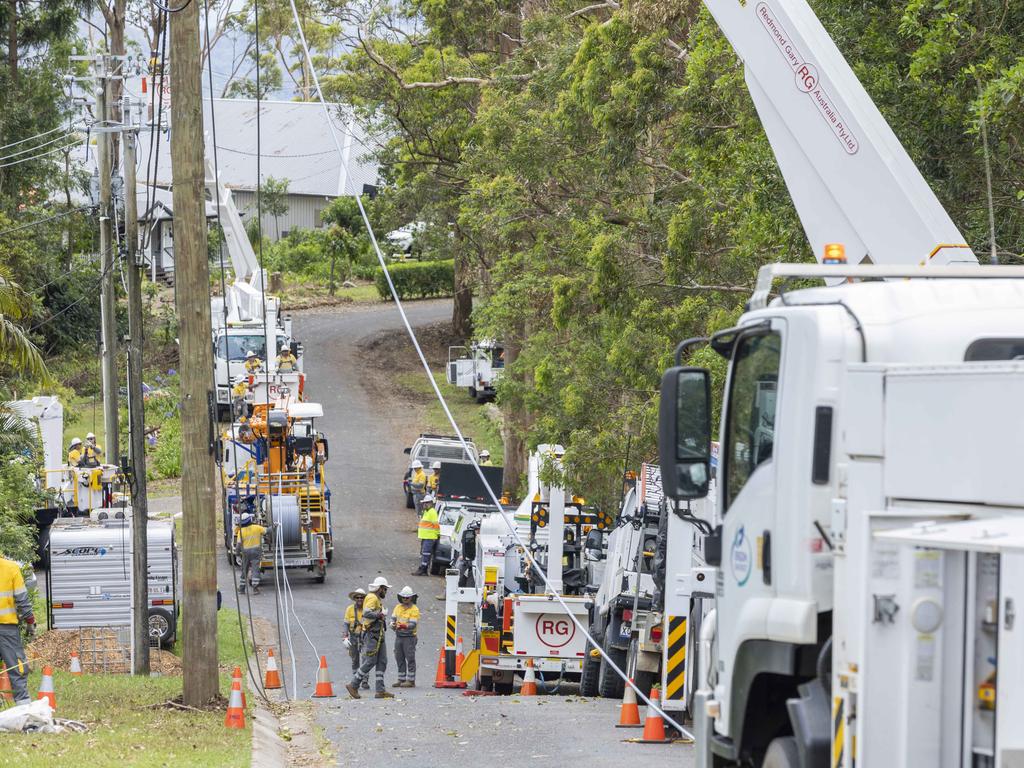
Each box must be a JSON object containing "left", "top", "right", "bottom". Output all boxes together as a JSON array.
[{"left": 286, "top": 0, "right": 693, "bottom": 738}]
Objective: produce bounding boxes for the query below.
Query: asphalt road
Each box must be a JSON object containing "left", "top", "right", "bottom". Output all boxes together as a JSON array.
[{"left": 222, "top": 299, "right": 694, "bottom": 767}]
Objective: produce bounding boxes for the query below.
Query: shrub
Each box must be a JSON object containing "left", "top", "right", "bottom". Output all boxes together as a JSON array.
[
  {"left": 151, "top": 416, "right": 182, "bottom": 479},
  {"left": 374, "top": 259, "right": 454, "bottom": 300}
]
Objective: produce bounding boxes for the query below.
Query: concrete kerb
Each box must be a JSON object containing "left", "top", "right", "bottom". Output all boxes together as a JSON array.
[{"left": 248, "top": 674, "right": 287, "bottom": 768}]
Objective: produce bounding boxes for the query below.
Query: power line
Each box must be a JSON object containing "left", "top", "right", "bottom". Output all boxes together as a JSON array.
[
  {"left": 0, "top": 206, "right": 92, "bottom": 239},
  {"left": 0, "top": 124, "right": 71, "bottom": 151},
  {"left": 0, "top": 128, "right": 83, "bottom": 163},
  {"left": 0, "top": 141, "right": 83, "bottom": 169},
  {"left": 27, "top": 247, "right": 119, "bottom": 334}
]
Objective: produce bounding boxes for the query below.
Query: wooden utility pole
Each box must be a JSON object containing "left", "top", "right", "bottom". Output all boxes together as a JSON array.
[
  {"left": 170, "top": 1, "right": 219, "bottom": 705},
  {"left": 97, "top": 68, "right": 120, "bottom": 460},
  {"left": 123, "top": 99, "right": 150, "bottom": 676}
]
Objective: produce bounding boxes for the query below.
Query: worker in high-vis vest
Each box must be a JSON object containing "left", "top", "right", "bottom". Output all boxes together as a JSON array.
[
  {"left": 391, "top": 586, "right": 420, "bottom": 687},
  {"left": 427, "top": 461, "right": 441, "bottom": 493},
  {"left": 276, "top": 344, "right": 297, "bottom": 372},
  {"left": 346, "top": 577, "right": 394, "bottom": 699},
  {"left": 234, "top": 513, "right": 267, "bottom": 594},
  {"left": 0, "top": 556, "right": 36, "bottom": 704},
  {"left": 413, "top": 494, "right": 440, "bottom": 576},
  {"left": 479, "top": 449, "right": 492, "bottom": 466},
  {"left": 67, "top": 437, "right": 83, "bottom": 467},
  {"left": 409, "top": 460, "right": 427, "bottom": 513},
  {"left": 244, "top": 351, "right": 263, "bottom": 374},
  {"left": 82, "top": 432, "right": 104, "bottom": 467},
  {"left": 343, "top": 588, "right": 369, "bottom": 689}
]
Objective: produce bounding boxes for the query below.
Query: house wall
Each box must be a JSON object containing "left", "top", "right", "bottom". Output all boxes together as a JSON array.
[{"left": 232, "top": 191, "right": 335, "bottom": 241}]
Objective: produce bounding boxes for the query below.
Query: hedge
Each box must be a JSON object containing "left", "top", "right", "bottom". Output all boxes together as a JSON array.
[{"left": 374, "top": 259, "right": 454, "bottom": 300}]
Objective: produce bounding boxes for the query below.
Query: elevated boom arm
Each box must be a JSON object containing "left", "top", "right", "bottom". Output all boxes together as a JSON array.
[{"left": 704, "top": 0, "right": 977, "bottom": 266}]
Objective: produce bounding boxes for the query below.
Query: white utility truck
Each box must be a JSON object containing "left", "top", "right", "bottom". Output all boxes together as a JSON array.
[
  {"left": 446, "top": 340, "right": 504, "bottom": 402},
  {"left": 655, "top": 1, "right": 1024, "bottom": 766},
  {"left": 207, "top": 159, "right": 303, "bottom": 419},
  {"left": 449, "top": 446, "right": 612, "bottom": 693}
]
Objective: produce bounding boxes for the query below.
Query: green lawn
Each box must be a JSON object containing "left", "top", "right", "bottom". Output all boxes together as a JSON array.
[
  {"left": 397, "top": 371, "right": 504, "bottom": 461},
  {"left": 7, "top": 610, "right": 253, "bottom": 767}
]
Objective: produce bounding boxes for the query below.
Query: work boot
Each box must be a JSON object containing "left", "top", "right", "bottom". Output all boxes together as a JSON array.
[
  {"left": 411, "top": 570, "right": 427, "bottom": 576},
  {"left": 345, "top": 683, "right": 361, "bottom": 699},
  {"left": 375, "top": 691, "right": 395, "bottom": 699},
  {"left": 406, "top": 681, "right": 415, "bottom": 688},
  {"left": 253, "top": 586, "right": 261, "bottom": 595},
  {"left": 361, "top": 681, "right": 370, "bottom": 690}
]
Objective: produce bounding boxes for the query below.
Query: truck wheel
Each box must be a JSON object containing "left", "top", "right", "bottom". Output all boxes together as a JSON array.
[
  {"left": 405, "top": 492, "right": 415, "bottom": 510},
  {"left": 494, "top": 680, "right": 513, "bottom": 696},
  {"left": 468, "top": 387, "right": 477, "bottom": 400},
  {"left": 762, "top": 736, "right": 800, "bottom": 768},
  {"left": 148, "top": 607, "right": 175, "bottom": 647},
  {"left": 314, "top": 564, "right": 327, "bottom": 583},
  {"left": 579, "top": 648, "right": 600, "bottom": 697},
  {"left": 429, "top": 555, "right": 443, "bottom": 576},
  {"left": 597, "top": 631, "right": 626, "bottom": 699}
]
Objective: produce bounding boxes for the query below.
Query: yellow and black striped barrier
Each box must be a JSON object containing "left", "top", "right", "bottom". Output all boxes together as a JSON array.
[{"left": 664, "top": 615, "right": 687, "bottom": 701}]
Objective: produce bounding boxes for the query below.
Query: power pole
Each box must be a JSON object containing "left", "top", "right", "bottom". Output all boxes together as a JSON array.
[
  {"left": 170, "top": 0, "right": 219, "bottom": 705},
  {"left": 123, "top": 98, "right": 150, "bottom": 676},
  {"left": 97, "top": 65, "right": 120, "bottom": 460}
]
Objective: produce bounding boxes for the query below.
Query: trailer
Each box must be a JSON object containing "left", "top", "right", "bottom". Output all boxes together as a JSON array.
[
  {"left": 446, "top": 340, "right": 504, "bottom": 402},
  {"left": 47, "top": 519, "right": 178, "bottom": 647}
]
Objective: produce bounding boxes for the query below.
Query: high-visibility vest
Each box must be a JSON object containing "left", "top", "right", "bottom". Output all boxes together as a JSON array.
[
  {"left": 245, "top": 358, "right": 263, "bottom": 373},
  {"left": 236, "top": 524, "right": 266, "bottom": 549},
  {"left": 392, "top": 603, "right": 420, "bottom": 635},
  {"left": 0, "top": 559, "right": 27, "bottom": 625},
  {"left": 417, "top": 507, "right": 440, "bottom": 540},
  {"left": 277, "top": 353, "right": 297, "bottom": 371},
  {"left": 344, "top": 603, "right": 363, "bottom": 634},
  {"left": 67, "top": 448, "right": 82, "bottom": 466}
]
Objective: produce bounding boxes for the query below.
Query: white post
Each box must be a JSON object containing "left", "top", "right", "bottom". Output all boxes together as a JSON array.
[{"left": 546, "top": 485, "right": 565, "bottom": 594}]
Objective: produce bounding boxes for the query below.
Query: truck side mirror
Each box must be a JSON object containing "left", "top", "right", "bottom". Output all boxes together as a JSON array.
[
  {"left": 584, "top": 528, "right": 605, "bottom": 560},
  {"left": 659, "top": 367, "right": 712, "bottom": 500},
  {"left": 403, "top": 447, "right": 412, "bottom": 455}
]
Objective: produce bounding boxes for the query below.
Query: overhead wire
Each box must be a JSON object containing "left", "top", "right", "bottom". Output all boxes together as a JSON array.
[
  {"left": 0, "top": 123, "right": 73, "bottom": 151},
  {"left": 0, "top": 128, "right": 84, "bottom": 162},
  {"left": 286, "top": 2, "right": 694, "bottom": 736},
  {"left": 0, "top": 141, "right": 84, "bottom": 169},
  {"left": 0, "top": 206, "right": 92, "bottom": 239}
]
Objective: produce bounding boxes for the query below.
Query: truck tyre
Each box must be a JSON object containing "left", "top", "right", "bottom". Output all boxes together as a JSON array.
[
  {"left": 468, "top": 387, "right": 477, "bottom": 400},
  {"left": 148, "top": 607, "right": 175, "bottom": 647},
  {"left": 579, "top": 645, "right": 600, "bottom": 697},
  {"left": 762, "top": 736, "right": 800, "bottom": 768},
  {"left": 429, "top": 554, "right": 443, "bottom": 576},
  {"left": 405, "top": 492, "right": 415, "bottom": 509},
  {"left": 597, "top": 630, "right": 626, "bottom": 699},
  {"left": 494, "top": 680, "right": 513, "bottom": 696}
]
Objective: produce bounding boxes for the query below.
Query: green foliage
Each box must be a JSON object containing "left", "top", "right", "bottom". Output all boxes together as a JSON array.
[
  {"left": 259, "top": 176, "right": 290, "bottom": 239},
  {"left": 374, "top": 259, "right": 454, "bottom": 300},
  {"left": 0, "top": 410, "right": 43, "bottom": 563},
  {"left": 151, "top": 415, "right": 182, "bottom": 480}
]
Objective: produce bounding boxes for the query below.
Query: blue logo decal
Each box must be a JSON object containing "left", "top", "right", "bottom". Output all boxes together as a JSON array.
[{"left": 730, "top": 526, "right": 752, "bottom": 586}]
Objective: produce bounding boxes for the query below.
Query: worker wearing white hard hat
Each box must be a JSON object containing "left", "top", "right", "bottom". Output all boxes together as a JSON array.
[
  {"left": 244, "top": 350, "right": 263, "bottom": 374},
  {"left": 343, "top": 588, "right": 369, "bottom": 688},
  {"left": 67, "top": 437, "right": 84, "bottom": 468},
  {"left": 479, "top": 449, "right": 492, "bottom": 466},
  {"left": 82, "top": 432, "right": 104, "bottom": 468},
  {"left": 409, "top": 459, "right": 427, "bottom": 513},
  {"left": 276, "top": 343, "right": 297, "bottom": 372},
  {"left": 427, "top": 461, "right": 441, "bottom": 493},
  {"left": 347, "top": 577, "right": 394, "bottom": 699},
  {"left": 413, "top": 494, "right": 440, "bottom": 576},
  {"left": 391, "top": 586, "right": 420, "bottom": 687}
]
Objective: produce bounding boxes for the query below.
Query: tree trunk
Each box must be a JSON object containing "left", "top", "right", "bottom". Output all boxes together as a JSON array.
[
  {"left": 170, "top": 0, "right": 219, "bottom": 707},
  {"left": 7, "top": 0, "right": 17, "bottom": 84},
  {"left": 500, "top": 322, "right": 529, "bottom": 493},
  {"left": 452, "top": 231, "right": 473, "bottom": 337}
]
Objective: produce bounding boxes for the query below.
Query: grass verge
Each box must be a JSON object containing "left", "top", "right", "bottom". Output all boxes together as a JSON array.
[
  {"left": 7, "top": 609, "right": 253, "bottom": 768},
  {"left": 397, "top": 371, "right": 504, "bottom": 461}
]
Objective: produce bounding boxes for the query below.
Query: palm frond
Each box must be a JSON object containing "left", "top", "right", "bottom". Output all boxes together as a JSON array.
[
  {"left": 0, "top": 403, "right": 41, "bottom": 460},
  {"left": 0, "top": 315, "right": 49, "bottom": 381}
]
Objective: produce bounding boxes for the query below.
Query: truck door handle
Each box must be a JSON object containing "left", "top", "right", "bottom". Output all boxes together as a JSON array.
[{"left": 762, "top": 530, "right": 772, "bottom": 586}]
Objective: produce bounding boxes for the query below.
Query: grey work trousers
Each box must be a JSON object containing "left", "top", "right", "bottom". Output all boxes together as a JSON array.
[
  {"left": 0, "top": 624, "right": 30, "bottom": 703},
  {"left": 393, "top": 634, "right": 417, "bottom": 682},
  {"left": 347, "top": 633, "right": 361, "bottom": 673},
  {"left": 239, "top": 547, "right": 262, "bottom": 590},
  {"left": 412, "top": 491, "right": 424, "bottom": 514},
  {"left": 351, "top": 627, "right": 387, "bottom": 693}
]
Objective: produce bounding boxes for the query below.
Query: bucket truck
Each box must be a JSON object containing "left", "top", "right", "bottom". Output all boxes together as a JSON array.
[
  {"left": 446, "top": 340, "right": 505, "bottom": 402},
  {"left": 207, "top": 159, "right": 304, "bottom": 419},
  {"left": 654, "top": 2, "right": 1024, "bottom": 767}
]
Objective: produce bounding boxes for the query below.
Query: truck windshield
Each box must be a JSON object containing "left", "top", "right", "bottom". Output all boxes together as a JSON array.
[
  {"left": 724, "top": 332, "right": 781, "bottom": 509},
  {"left": 217, "top": 334, "right": 266, "bottom": 362}
]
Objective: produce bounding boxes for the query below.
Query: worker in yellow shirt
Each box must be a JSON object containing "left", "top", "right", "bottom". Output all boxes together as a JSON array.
[
  {"left": 346, "top": 577, "right": 394, "bottom": 699},
  {"left": 427, "top": 461, "right": 441, "bottom": 493},
  {"left": 276, "top": 344, "right": 297, "bottom": 372},
  {"left": 413, "top": 494, "right": 440, "bottom": 576},
  {"left": 234, "top": 513, "right": 266, "bottom": 594},
  {"left": 0, "top": 556, "right": 37, "bottom": 703},
  {"left": 82, "top": 432, "right": 104, "bottom": 467},
  {"left": 479, "top": 449, "right": 492, "bottom": 466},
  {"left": 408, "top": 460, "right": 427, "bottom": 512},
  {"left": 244, "top": 351, "right": 263, "bottom": 374},
  {"left": 343, "top": 588, "right": 368, "bottom": 689},
  {"left": 67, "top": 437, "right": 84, "bottom": 467},
  {"left": 231, "top": 379, "right": 249, "bottom": 418},
  {"left": 391, "top": 586, "right": 420, "bottom": 687}
]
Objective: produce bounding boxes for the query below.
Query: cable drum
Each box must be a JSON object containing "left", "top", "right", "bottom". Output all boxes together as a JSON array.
[{"left": 268, "top": 495, "right": 302, "bottom": 547}]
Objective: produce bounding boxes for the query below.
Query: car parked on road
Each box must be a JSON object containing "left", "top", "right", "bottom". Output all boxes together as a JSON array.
[{"left": 401, "top": 434, "right": 479, "bottom": 509}]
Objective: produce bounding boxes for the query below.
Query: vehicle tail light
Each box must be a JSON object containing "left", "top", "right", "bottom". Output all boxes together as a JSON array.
[
  {"left": 622, "top": 609, "right": 633, "bottom": 622},
  {"left": 650, "top": 625, "right": 663, "bottom": 642},
  {"left": 53, "top": 602, "right": 74, "bottom": 609},
  {"left": 151, "top": 599, "right": 175, "bottom": 606}
]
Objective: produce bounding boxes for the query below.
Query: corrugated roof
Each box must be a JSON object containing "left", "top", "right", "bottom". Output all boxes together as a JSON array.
[{"left": 135, "top": 98, "right": 380, "bottom": 197}]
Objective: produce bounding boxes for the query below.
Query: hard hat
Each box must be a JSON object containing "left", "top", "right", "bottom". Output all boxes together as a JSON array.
[
  {"left": 280, "top": 344, "right": 290, "bottom": 352},
  {"left": 479, "top": 449, "right": 490, "bottom": 458},
  {"left": 240, "top": 513, "right": 253, "bottom": 526},
  {"left": 411, "top": 460, "right": 423, "bottom": 469},
  {"left": 349, "top": 588, "right": 367, "bottom": 600},
  {"left": 246, "top": 350, "right": 256, "bottom": 359},
  {"left": 70, "top": 437, "right": 82, "bottom": 447},
  {"left": 421, "top": 493, "right": 434, "bottom": 504},
  {"left": 86, "top": 432, "right": 96, "bottom": 441},
  {"left": 369, "top": 576, "right": 392, "bottom": 591},
  {"left": 431, "top": 461, "right": 441, "bottom": 469},
  {"left": 397, "top": 586, "right": 416, "bottom": 599}
]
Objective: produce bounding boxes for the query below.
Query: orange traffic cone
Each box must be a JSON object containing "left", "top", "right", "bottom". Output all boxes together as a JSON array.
[
  {"left": 638, "top": 687, "right": 668, "bottom": 743},
  {"left": 69, "top": 651, "right": 83, "bottom": 676},
  {"left": 264, "top": 648, "right": 282, "bottom": 690},
  {"left": 519, "top": 658, "right": 538, "bottom": 696},
  {"left": 312, "top": 655, "right": 335, "bottom": 698},
  {"left": 455, "top": 636, "right": 466, "bottom": 676},
  {"left": 232, "top": 666, "right": 247, "bottom": 709},
  {"left": 432, "top": 647, "right": 447, "bottom": 687},
  {"left": 615, "top": 679, "right": 642, "bottom": 728},
  {"left": 224, "top": 677, "right": 246, "bottom": 729},
  {"left": 0, "top": 666, "right": 12, "bottom": 703},
  {"left": 37, "top": 665, "right": 56, "bottom": 711}
]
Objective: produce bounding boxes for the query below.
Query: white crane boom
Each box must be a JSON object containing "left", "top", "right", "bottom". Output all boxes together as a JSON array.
[{"left": 704, "top": 0, "right": 977, "bottom": 266}]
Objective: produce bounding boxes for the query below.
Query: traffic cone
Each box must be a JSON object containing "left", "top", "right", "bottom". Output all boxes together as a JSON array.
[
  {"left": 224, "top": 678, "right": 246, "bottom": 729},
  {"left": 638, "top": 687, "right": 668, "bottom": 743},
  {"left": 69, "top": 651, "right": 83, "bottom": 676},
  {"left": 520, "top": 658, "right": 538, "bottom": 696},
  {"left": 232, "top": 666, "right": 247, "bottom": 709},
  {"left": 615, "top": 679, "right": 642, "bottom": 728},
  {"left": 37, "top": 665, "right": 56, "bottom": 711},
  {"left": 0, "top": 667, "right": 12, "bottom": 703},
  {"left": 264, "top": 648, "right": 282, "bottom": 690},
  {"left": 312, "top": 655, "right": 335, "bottom": 698},
  {"left": 432, "top": 647, "right": 447, "bottom": 687},
  {"left": 455, "top": 636, "right": 466, "bottom": 676}
]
